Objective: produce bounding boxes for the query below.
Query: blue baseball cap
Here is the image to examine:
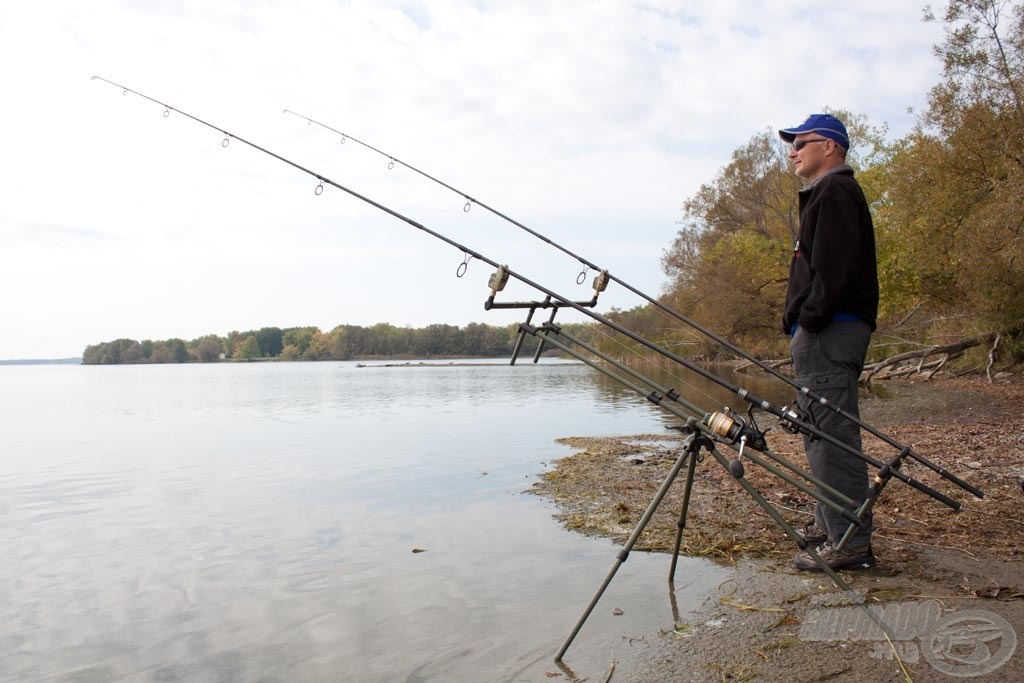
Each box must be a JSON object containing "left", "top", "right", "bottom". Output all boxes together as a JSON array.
[{"left": 779, "top": 114, "right": 849, "bottom": 149}]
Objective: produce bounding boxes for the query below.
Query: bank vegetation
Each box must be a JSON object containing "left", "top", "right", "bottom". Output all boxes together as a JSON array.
[{"left": 81, "top": 322, "right": 602, "bottom": 364}]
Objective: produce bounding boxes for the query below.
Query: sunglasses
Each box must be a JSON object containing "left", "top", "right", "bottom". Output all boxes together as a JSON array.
[{"left": 792, "top": 138, "right": 831, "bottom": 151}]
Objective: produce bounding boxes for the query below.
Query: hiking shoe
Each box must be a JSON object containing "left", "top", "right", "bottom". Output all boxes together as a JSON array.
[
  {"left": 795, "top": 521, "right": 827, "bottom": 546},
  {"left": 794, "top": 543, "right": 875, "bottom": 572}
]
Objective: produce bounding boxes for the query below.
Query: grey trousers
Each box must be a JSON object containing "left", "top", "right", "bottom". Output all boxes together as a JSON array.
[{"left": 790, "top": 321, "right": 873, "bottom": 547}]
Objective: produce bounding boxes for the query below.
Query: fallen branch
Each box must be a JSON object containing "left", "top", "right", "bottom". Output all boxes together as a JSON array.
[{"left": 862, "top": 332, "right": 997, "bottom": 382}]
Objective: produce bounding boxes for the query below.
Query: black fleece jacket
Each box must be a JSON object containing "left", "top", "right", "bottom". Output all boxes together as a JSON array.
[{"left": 781, "top": 166, "right": 879, "bottom": 334}]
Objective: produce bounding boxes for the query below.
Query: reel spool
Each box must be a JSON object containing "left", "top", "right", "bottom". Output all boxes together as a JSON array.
[
  {"left": 778, "top": 404, "right": 809, "bottom": 434},
  {"left": 706, "top": 408, "right": 767, "bottom": 451},
  {"left": 706, "top": 407, "right": 769, "bottom": 478}
]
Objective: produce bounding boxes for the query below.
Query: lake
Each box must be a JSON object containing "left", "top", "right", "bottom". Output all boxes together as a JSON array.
[{"left": 0, "top": 359, "right": 793, "bottom": 682}]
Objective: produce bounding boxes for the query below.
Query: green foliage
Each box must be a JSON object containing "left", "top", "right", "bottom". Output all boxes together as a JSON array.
[
  {"left": 83, "top": 338, "right": 142, "bottom": 365},
  {"left": 282, "top": 326, "right": 318, "bottom": 357},
  {"left": 254, "top": 327, "right": 284, "bottom": 358},
  {"left": 234, "top": 335, "right": 260, "bottom": 360},
  {"left": 83, "top": 338, "right": 188, "bottom": 364}
]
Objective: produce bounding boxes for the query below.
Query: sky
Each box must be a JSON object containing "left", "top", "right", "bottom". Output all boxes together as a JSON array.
[{"left": 0, "top": 1, "right": 947, "bottom": 359}]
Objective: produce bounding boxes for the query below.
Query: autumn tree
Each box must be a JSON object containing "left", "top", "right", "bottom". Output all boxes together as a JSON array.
[
  {"left": 661, "top": 124, "right": 858, "bottom": 358},
  {"left": 282, "top": 326, "right": 318, "bottom": 357},
  {"left": 82, "top": 322, "right": 575, "bottom": 363},
  {"left": 194, "top": 337, "right": 224, "bottom": 362},
  {"left": 234, "top": 335, "right": 260, "bottom": 360},
  {"left": 879, "top": 1, "right": 1024, "bottom": 340},
  {"left": 82, "top": 339, "right": 134, "bottom": 364}
]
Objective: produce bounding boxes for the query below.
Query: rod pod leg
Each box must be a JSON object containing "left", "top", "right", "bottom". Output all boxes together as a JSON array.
[
  {"left": 554, "top": 432, "right": 707, "bottom": 662},
  {"left": 668, "top": 440, "right": 700, "bottom": 584},
  {"left": 836, "top": 447, "right": 910, "bottom": 552}
]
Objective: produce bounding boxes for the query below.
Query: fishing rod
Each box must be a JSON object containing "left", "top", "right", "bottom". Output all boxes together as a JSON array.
[
  {"left": 282, "top": 109, "right": 982, "bottom": 500},
  {"left": 91, "top": 76, "right": 964, "bottom": 516},
  {"left": 97, "top": 78, "right": 946, "bottom": 663}
]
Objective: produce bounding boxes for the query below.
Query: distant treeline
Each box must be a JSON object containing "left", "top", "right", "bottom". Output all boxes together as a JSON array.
[
  {"left": 81, "top": 322, "right": 598, "bottom": 365},
  {"left": 0, "top": 358, "right": 81, "bottom": 365}
]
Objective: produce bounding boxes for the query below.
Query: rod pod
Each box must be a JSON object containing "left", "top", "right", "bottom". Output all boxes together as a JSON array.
[{"left": 280, "top": 108, "right": 982, "bottom": 500}]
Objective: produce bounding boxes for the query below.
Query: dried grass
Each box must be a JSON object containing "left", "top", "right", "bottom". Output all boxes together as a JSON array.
[{"left": 530, "top": 375, "right": 1024, "bottom": 574}]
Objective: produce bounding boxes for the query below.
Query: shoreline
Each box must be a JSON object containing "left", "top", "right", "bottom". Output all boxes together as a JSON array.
[{"left": 533, "top": 374, "right": 1024, "bottom": 681}]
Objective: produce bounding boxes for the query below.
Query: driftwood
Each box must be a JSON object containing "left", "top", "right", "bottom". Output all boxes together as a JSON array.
[
  {"left": 862, "top": 331, "right": 999, "bottom": 382},
  {"left": 736, "top": 329, "right": 1012, "bottom": 383}
]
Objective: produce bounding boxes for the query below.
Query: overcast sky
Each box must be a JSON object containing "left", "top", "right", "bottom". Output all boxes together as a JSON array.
[{"left": 0, "top": 1, "right": 945, "bottom": 359}]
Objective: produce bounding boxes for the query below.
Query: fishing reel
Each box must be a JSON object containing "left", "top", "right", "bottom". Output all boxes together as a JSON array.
[
  {"left": 706, "top": 406, "right": 768, "bottom": 479},
  {"left": 778, "top": 403, "right": 812, "bottom": 436},
  {"left": 706, "top": 406, "right": 768, "bottom": 451}
]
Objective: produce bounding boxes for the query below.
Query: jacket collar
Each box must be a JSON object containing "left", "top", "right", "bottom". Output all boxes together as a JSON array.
[{"left": 799, "top": 164, "right": 854, "bottom": 195}]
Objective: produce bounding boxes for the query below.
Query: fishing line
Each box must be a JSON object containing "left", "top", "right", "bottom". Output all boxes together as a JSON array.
[
  {"left": 91, "top": 76, "right": 970, "bottom": 512},
  {"left": 282, "top": 109, "right": 981, "bottom": 498}
]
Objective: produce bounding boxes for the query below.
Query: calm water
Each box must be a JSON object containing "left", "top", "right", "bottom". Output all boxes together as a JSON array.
[{"left": 0, "top": 360, "right": 792, "bottom": 682}]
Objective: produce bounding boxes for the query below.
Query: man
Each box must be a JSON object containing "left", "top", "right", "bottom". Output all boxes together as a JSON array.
[{"left": 778, "top": 114, "right": 879, "bottom": 571}]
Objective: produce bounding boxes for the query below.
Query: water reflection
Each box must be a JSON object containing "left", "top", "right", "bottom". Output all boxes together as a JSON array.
[{"left": 0, "top": 362, "right": 734, "bottom": 683}]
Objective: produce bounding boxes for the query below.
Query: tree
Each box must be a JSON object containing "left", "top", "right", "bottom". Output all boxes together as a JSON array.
[
  {"left": 82, "top": 339, "right": 133, "bottom": 364},
  {"left": 282, "top": 326, "right": 319, "bottom": 357},
  {"left": 879, "top": 1, "right": 1024, "bottom": 339},
  {"left": 254, "top": 327, "right": 284, "bottom": 358},
  {"left": 131, "top": 338, "right": 187, "bottom": 363},
  {"left": 119, "top": 340, "right": 145, "bottom": 364},
  {"left": 928, "top": 0, "right": 1024, "bottom": 328},
  {"left": 235, "top": 335, "right": 260, "bottom": 360},
  {"left": 149, "top": 341, "right": 175, "bottom": 363},
  {"left": 656, "top": 110, "right": 895, "bottom": 360},
  {"left": 305, "top": 330, "right": 331, "bottom": 360},
  {"left": 225, "top": 330, "right": 244, "bottom": 359},
  {"left": 660, "top": 131, "right": 800, "bottom": 357},
  {"left": 167, "top": 338, "right": 188, "bottom": 363},
  {"left": 195, "top": 338, "right": 223, "bottom": 362},
  {"left": 327, "top": 326, "right": 349, "bottom": 359}
]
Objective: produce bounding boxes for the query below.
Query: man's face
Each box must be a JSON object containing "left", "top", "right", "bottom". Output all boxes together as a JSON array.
[{"left": 788, "top": 133, "right": 835, "bottom": 179}]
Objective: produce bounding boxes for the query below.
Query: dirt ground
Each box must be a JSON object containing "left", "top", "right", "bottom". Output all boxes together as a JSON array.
[{"left": 531, "top": 373, "right": 1024, "bottom": 682}]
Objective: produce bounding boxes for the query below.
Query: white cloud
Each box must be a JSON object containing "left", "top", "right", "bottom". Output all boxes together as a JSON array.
[{"left": 0, "top": 0, "right": 945, "bottom": 358}]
